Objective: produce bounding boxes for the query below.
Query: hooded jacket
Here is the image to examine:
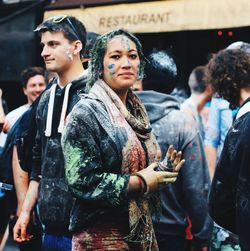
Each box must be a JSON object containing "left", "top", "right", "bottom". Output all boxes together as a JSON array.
[
  {"left": 30, "top": 75, "right": 87, "bottom": 235},
  {"left": 136, "top": 90, "right": 213, "bottom": 242}
]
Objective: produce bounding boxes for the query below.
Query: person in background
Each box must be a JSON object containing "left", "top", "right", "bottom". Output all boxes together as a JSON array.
[
  {"left": 0, "top": 94, "right": 46, "bottom": 251},
  {"left": 0, "top": 88, "right": 8, "bottom": 113},
  {"left": 0, "top": 67, "right": 46, "bottom": 251},
  {"left": 0, "top": 67, "right": 46, "bottom": 148},
  {"left": 61, "top": 29, "right": 184, "bottom": 251},
  {"left": 205, "top": 98, "right": 240, "bottom": 251},
  {"left": 13, "top": 15, "right": 87, "bottom": 251},
  {"left": 181, "top": 66, "right": 213, "bottom": 139},
  {"left": 204, "top": 41, "right": 247, "bottom": 179},
  {"left": 204, "top": 42, "right": 250, "bottom": 251},
  {"left": 136, "top": 50, "right": 212, "bottom": 251},
  {"left": 208, "top": 46, "right": 250, "bottom": 251},
  {"left": 0, "top": 88, "right": 10, "bottom": 250},
  {"left": 170, "top": 85, "right": 189, "bottom": 103},
  {"left": 81, "top": 31, "right": 99, "bottom": 70},
  {"left": 0, "top": 88, "right": 5, "bottom": 169},
  {"left": 204, "top": 97, "right": 235, "bottom": 178},
  {"left": 1, "top": 70, "right": 55, "bottom": 251},
  {"left": 0, "top": 88, "right": 9, "bottom": 136}
]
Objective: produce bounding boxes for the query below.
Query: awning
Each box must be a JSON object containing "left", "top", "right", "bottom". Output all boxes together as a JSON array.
[{"left": 44, "top": 0, "right": 250, "bottom": 34}]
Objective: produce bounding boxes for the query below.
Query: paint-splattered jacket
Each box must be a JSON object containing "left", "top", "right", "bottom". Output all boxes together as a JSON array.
[
  {"left": 61, "top": 95, "right": 134, "bottom": 232},
  {"left": 137, "top": 91, "right": 213, "bottom": 243},
  {"left": 209, "top": 98, "right": 250, "bottom": 250},
  {"left": 30, "top": 76, "right": 87, "bottom": 235}
]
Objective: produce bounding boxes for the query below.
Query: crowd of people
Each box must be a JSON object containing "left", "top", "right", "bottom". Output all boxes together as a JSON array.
[{"left": 0, "top": 14, "right": 250, "bottom": 251}]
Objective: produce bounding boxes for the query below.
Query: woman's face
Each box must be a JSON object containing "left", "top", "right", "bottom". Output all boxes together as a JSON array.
[{"left": 102, "top": 35, "right": 140, "bottom": 95}]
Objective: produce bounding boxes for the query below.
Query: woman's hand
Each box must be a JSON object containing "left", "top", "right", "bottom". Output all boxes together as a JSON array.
[
  {"left": 135, "top": 145, "right": 185, "bottom": 194},
  {"left": 158, "top": 145, "right": 185, "bottom": 172}
]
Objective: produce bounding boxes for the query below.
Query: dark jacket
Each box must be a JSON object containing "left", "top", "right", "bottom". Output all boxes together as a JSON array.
[
  {"left": 61, "top": 84, "right": 159, "bottom": 233},
  {"left": 209, "top": 98, "right": 250, "bottom": 251},
  {"left": 61, "top": 96, "right": 131, "bottom": 232},
  {"left": 15, "top": 96, "right": 42, "bottom": 174},
  {"left": 0, "top": 104, "right": 36, "bottom": 189},
  {"left": 30, "top": 75, "right": 87, "bottom": 235},
  {"left": 0, "top": 118, "right": 20, "bottom": 189},
  {"left": 137, "top": 91, "right": 213, "bottom": 242}
]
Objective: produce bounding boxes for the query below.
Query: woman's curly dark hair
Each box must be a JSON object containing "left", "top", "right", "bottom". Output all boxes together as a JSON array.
[
  {"left": 206, "top": 48, "right": 250, "bottom": 108},
  {"left": 87, "top": 29, "right": 146, "bottom": 91}
]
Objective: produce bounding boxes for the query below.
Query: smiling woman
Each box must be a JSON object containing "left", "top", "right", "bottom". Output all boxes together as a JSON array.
[{"left": 61, "top": 29, "right": 184, "bottom": 251}]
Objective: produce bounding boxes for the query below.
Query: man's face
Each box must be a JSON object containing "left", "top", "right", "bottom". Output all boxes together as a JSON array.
[
  {"left": 23, "top": 74, "right": 46, "bottom": 104},
  {"left": 40, "top": 31, "right": 75, "bottom": 73}
]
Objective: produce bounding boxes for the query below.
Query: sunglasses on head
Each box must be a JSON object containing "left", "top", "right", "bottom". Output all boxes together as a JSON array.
[{"left": 50, "top": 15, "right": 80, "bottom": 41}]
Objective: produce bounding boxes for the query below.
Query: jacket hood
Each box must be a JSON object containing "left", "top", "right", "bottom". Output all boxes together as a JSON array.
[
  {"left": 136, "top": 90, "right": 180, "bottom": 123},
  {"left": 70, "top": 74, "right": 88, "bottom": 93},
  {"left": 45, "top": 74, "right": 87, "bottom": 137},
  {"left": 49, "top": 74, "right": 87, "bottom": 93}
]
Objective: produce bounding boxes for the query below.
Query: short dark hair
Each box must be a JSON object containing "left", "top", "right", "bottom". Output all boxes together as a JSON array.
[
  {"left": 188, "top": 65, "right": 207, "bottom": 94},
  {"left": 206, "top": 48, "right": 250, "bottom": 108},
  {"left": 83, "top": 32, "right": 100, "bottom": 59},
  {"left": 87, "top": 29, "right": 146, "bottom": 90},
  {"left": 143, "top": 50, "right": 177, "bottom": 94},
  {"left": 21, "top": 67, "right": 45, "bottom": 88},
  {"left": 35, "top": 15, "right": 87, "bottom": 59}
]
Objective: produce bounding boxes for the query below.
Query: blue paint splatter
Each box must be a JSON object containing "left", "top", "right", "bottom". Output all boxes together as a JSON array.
[
  {"left": 127, "top": 60, "right": 132, "bottom": 65},
  {"left": 108, "top": 64, "right": 116, "bottom": 75},
  {"left": 108, "top": 64, "right": 115, "bottom": 69}
]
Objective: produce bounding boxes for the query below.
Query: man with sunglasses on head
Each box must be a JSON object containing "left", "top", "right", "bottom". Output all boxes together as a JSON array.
[{"left": 13, "top": 15, "right": 87, "bottom": 251}]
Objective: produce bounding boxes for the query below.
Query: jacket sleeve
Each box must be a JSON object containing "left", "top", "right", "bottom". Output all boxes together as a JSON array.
[
  {"left": 208, "top": 134, "right": 237, "bottom": 233},
  {"left": 181, "top": 129, "right": 213, "bottom": 242},
  {"left": 30, "top": 95, "right": 45, "bottom": 181},
  {"left": 61, "top": 102, "right": 130, "bottom": 208}
]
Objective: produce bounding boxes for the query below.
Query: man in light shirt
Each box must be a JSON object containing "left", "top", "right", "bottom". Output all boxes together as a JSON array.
[{"left": 0, "top": 67, "right": 46, "bottom": 147}]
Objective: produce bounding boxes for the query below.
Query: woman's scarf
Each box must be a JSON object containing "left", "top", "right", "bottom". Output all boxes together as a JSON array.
[{"left": 90, "top": 80, "right": 160, "bottom": 251}]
